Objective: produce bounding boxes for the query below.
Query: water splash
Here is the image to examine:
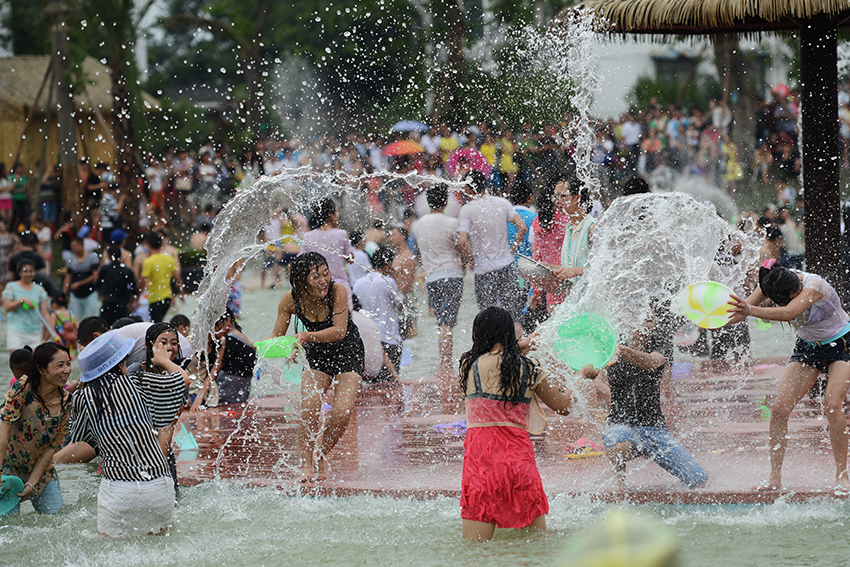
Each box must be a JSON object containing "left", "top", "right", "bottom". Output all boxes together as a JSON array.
[
  {"left": 534, "top": 192, "right": 761, "bottom": 406},
  {"left": 525, "top": 9, "right": 606, "bottom": 193}
]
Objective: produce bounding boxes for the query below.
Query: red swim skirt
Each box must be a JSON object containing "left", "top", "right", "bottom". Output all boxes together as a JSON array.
[{"left": 460, "top": 426, "right": 549, "bottom": 528}]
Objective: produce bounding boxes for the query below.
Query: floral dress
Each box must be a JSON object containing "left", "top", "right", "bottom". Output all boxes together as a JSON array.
[{"left": 1, "top": 376, "right": 70, "bottom": 498}]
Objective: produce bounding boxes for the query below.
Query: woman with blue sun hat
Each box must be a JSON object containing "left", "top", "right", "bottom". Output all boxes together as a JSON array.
[{"left": 69, "top": 330, "right": 186, "bottom": 536}]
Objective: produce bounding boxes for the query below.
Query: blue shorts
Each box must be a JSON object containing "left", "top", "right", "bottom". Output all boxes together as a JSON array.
[
  {"left": 3, "top": 478, "right": 63, "bottom": 515},
  {"left": 426, "top": 278, "right": 463, "bottom": 327},
  {"left": 790, "top": 333, "right": 850, "bottom": 373},
  {"left": 603, "top": 425, "right": 708, "bottom": 488}
]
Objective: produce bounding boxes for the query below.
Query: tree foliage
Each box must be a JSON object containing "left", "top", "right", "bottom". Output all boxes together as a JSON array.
[{"left": 627, "top": 73, "right": 722, "bottom": 113}]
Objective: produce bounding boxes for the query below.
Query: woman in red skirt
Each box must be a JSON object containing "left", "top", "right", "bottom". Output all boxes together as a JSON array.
[{"left": 459, "top": 307, "right": 575, "bottom": 540}]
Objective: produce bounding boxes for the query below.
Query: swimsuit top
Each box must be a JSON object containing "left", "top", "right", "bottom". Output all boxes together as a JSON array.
[
  {"left": 295, "top": 281, "right": 355, "bottom": 337},
  {"left": 465, "top": 357, "right": 540, "bottom": 427}
]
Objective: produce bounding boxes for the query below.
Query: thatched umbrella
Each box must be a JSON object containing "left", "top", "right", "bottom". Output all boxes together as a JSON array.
[{"left": 558, "top": 0, "right": 849, "bottom": 293}]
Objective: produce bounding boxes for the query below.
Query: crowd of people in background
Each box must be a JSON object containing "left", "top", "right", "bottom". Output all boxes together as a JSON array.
[{"left": 0, "top": 80, "right": 844, "bottom": 537}]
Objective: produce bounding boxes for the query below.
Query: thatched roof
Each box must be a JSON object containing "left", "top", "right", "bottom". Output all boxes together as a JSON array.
[
  {"left": 560, "top": 0, "right": 850, "bottom": 35},
  {"left": 0, "top": 55, "right": 159, "bottom": 116}
]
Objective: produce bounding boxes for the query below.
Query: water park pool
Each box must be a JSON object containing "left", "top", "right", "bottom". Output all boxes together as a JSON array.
[
  {"left": 2, "top": 280, "right": 830, "bottom": 566},
  {"left": 3, "top": 469, "right": 850, "bottom": 567}
]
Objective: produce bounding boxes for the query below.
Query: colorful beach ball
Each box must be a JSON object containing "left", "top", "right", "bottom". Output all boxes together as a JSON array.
[{"left": 680, "top": 281, "right": 735, "bottom": 330}]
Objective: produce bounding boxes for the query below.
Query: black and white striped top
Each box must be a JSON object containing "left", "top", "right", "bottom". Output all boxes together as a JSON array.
[{"left": 70, "top": 370, "right": 185, "bottom": 482}]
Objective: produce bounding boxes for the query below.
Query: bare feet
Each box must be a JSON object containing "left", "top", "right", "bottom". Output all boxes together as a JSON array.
[
  {"left": 315, "top": 456, "right": 328, "bottom": 482},
  {"left": 755, "top": 479, "right": 783, "bottom": 491},
  {"left": 299, "top": 465, "right": 315, "bottom": 483},
  {"left": 835, "top": 471, "right": 850, "bottom": 495}
]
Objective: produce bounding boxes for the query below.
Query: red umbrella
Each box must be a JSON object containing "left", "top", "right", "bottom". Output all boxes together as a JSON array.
[
  {"left": 445, "top": 147, "right": 492, "bottom": 178},
  {"left": 382, "top": 140, "right": 425, "bottom": 156}
]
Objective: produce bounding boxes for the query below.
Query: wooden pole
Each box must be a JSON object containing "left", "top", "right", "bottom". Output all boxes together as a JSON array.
[{"left": 800, "top": 17, "right": 842, "bottom": 295}]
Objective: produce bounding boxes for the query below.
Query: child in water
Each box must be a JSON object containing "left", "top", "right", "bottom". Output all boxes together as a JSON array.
[
  {"left": 729, "top": 259, "right": 850, "bottom": 493},
  {"left": 459, "top": 306, "right": 574, "bottom": 541}
]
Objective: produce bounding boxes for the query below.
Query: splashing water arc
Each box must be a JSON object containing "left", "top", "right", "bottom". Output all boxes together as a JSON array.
[{"left": 535, "top": 192, "right": 760, "bottom": 405}]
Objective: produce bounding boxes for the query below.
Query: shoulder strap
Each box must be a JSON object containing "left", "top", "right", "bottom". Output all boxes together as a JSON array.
[{"left": 472, "top": 359, "right": 483, "bottom": 393}]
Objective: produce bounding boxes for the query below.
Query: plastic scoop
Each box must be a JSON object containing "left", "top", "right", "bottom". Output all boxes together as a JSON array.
[
  {"left": 0, "top": 475, "right": 25, "bottom": 516},
  {"left": 680, "top": 281, "right": 736, "bottom": 330},
  {"left": 254, "top": 336, "right": 297, "bottom": 359},
  {"left": 552, "top": 311, "right": 617, "bottom": 371}
]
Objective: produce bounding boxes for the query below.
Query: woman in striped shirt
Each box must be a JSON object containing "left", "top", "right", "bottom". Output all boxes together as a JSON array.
[
  {"left": 70, "top": 330, "right": 186, "bottom": 536},
  {"left": 133, "top": 322, "right": 190, "bottom": 495}
]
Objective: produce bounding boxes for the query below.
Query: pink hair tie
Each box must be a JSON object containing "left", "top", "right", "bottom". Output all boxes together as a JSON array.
[{"left": 762, "top": 258, "right": 777, "bottom": 270}]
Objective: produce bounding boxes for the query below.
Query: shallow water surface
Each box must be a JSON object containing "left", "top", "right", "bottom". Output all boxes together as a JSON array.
[{"left": 4, "top": 472, "right": 850, "bottom": 567}]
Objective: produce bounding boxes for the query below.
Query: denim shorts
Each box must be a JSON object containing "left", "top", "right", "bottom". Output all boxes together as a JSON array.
[
  {"left": 4, "top": 478, "right": 63, "bottom": 515},
  {"left": 790, "top": 333, "right": 850, "bottom": 372},
  {"left": 426, "top": 278, "right": 463, "bottom": 327},
  {"left": 603, "top": 424, "right": 708, "bottom": 488}
]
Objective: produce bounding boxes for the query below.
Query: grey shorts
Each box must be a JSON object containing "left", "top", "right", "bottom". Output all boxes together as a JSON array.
[
  {"left": 426, "top": 278, "right": 463, "bottom": 327},
  {"left": 474, "top": 264, "right": 523, "bottom": 322}
]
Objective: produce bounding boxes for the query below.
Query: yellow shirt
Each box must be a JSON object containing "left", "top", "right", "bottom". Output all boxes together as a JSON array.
[{"left": 142, "top": 253, "right": 177, "bottom": 304}]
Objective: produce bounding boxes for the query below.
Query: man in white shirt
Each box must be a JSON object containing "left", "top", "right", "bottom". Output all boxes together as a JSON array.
[
  {"left": 414, "top": 184, "right": 465, "bottom": 377},
  {"left": 457, "top": 171, "right": 527, "bottom": 337},
  {"left": 619, "top": 113, "right": 642, "bottom": 175},
  {"left": 353, "top": 247, "right": 404, "bottom": 382}
]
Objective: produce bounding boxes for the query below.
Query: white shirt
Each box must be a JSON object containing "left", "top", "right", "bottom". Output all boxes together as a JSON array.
[
  {"left": 353, "top": 272, "right": 403, "bottom": 345},
  {"left": 458, "top": 195, "right": 517, "bottom": 275},
  {"left": 414, "top": 212, "right": 464, "bottom": 282},
  {"left": 620, "top": 121, "right": 642, "bottom": 146},
  {"left": 348, "top": 249, "right": 372, "bottom": 287}
]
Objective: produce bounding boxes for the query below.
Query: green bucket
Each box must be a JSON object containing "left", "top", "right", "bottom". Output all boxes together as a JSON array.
[
  {"left": 553, "top": 312, "right": 618, "bottom": 371},
  {"left": 0, "top": 475, "right": 24, "bottom": 516},
  {"left": 254, "top": 336, "right": 297, "bottom": 359}
]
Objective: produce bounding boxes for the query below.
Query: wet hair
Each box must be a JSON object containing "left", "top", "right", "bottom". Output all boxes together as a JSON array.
[
  {"left": 759, "top": 261, "right": 802, "bottom": 306},
  {"left": 623, "top": 176, "right": 650, "bottom": 196},
  {"left": 350, "top": 230, "right": 364, "bottom": 247},
  {"left": 26, "top": 342, "right": 70, "bottom": 414},
  {"left": 290, "top": 252, "right": 334, "bottom": 315},
  {"left": 170, "top": 314, "right": 191, "bottom": 330},
  {"left": 510, "top": 178, "right": 533, "bottom": 206},
  {"left": 537, "top": 183, "right": 557, "bottom": 230},
  {"left": 459, "top": 307, "right": 526, "bottom": 406},
  {"left": 427, "top": 184, "right": 449, "bottom": 210},
  {"left": 107, "top": 244, "right": 123, "bottom": 263},
  {"left": 565, "top": 176, "right": 592, "bottom": 214},
  {"left": 308, "top": 197, "right": 336, "bottom": 229},
  {"left": 16, "top": 258, "right": 35, "bottom": 274},
  {"left": 10, "top": 346, "right": 33, "bottom": 374},
  {"left": 765, "top": 226, "right": 783, "bottom": 242},
  {"left": 146, "top": 231, "right": 163, "bottom": 250},
  {"left": 463, "top": 170, "right": 487, "bottom": 194},
  {"left": 371, "top": 246, "right": 395, "bottom": 270},
  {"left": 111, "top": 317, "right": 137, "bottom": 329},
  {"left": 78, "top": 317, "right": 110, "bottom": 347},
  {"left": 144, "top": 322, "right": 180, "bottom": 372}
]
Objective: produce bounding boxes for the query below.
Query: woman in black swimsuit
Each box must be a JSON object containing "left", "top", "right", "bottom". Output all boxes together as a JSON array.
[{"left": 270, "top": 252, "right": 364, "bottom": 481}]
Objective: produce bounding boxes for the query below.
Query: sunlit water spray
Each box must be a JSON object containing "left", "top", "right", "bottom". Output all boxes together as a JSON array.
[
  {"left": 191, "top": 167, "right": 464, "bottom": 479},
  {"left": 525, "top": 9, "right": 606, "bottom": 193},
  {"left": 534, "top": 192, "right": 762, "bottom": 414}
]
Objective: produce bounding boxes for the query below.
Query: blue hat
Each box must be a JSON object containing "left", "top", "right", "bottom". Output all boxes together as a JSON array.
[
  {"left": 78, "top": 331, "right": 134, "bottom": 382},
  {"left": 110, "top": 229, "right": 127, "bottom": 244}
]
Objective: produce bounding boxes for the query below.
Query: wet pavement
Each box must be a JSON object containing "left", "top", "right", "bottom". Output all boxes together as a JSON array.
[{"left": 176, "top": 357, "right": 850, "bottom": 504}]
